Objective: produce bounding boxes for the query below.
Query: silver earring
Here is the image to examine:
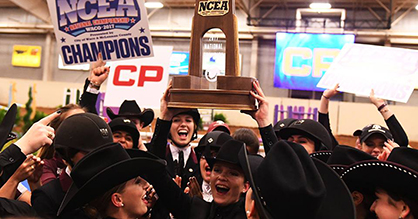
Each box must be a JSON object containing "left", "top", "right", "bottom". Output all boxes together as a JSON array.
[
  {"left": 399, "top": 217, "right": 403, "bottom": 219},
  {"left": 246, "top": 211, "right": 250, "bottom": 215},
  {"left": 121, "top": 203, "right": 124, "bottom": 207}
]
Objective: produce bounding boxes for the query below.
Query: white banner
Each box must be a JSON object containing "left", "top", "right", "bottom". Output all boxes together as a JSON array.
[
  {"left": 46, "top": 0, "right": 154, "bottom": 66},
  {"left": 103, "top": 46, "right": 173, "bottom": 108},
  {"left": 317, "top": 43, "right": 418, "bottom": 103}
]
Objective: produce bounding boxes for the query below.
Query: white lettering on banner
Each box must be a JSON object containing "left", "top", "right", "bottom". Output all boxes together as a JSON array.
[
  {"left": 317, "top": 43, "right": 418, "bottom": 103},
  {"left": 103, "top": 46, "right": 173, "bottom": 109}
]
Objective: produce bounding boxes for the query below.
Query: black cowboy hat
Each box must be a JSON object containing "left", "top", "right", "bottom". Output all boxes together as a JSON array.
[
  {"left": 54, "top": 113, "right": 113, "bottom": 162},
  {"left": 194, "top": 131, "right": 232, "bottom": 158},
  {"left": 278, "top": 119, "right": 333, "bottom": 150},
  {"left": 57, "top": 143, "right": 166, "bottom": 215},
  {"left": 107, "top": 100, "right": 154, "bottom": 127},
  {"left": 341, "top": 147, "right": 418, "bottom": 203},
  {"left": 239, "top": 140, "right": 355, "bottom": 219},
  {"left": 109, "top": 117, "right": 140, "bottom": 149},
  {"left": 0, "top": 104, "right": 17, "bottom": 147},
  {"left": 273, "top": 118, "right": 297, "bottom": 138},
  {"left": 327, "top": 145, "right": 376, "bottom": 174},
  {"left": 206, "top": 139, "right": 245, "bottom": 169},
  {"left": 310, "top": 150, "right": 333, "bottom": 163}
]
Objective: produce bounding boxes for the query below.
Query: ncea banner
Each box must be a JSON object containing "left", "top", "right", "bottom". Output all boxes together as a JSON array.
[
  {"left": 274, "top": 33, "right": 354, "bottom": 91},
  {"left": 46, "top": 0, "right": 154, "bottom": 66}
]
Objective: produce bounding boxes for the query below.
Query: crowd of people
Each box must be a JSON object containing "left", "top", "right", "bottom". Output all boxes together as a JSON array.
[{"left": 0, "top": 59, "right": 417, "bottom": 219}]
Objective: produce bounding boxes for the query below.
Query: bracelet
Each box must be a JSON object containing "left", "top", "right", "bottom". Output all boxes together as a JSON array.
[
  {"left": 322, "top": 95, "right": 330, "bottom": 100},
  {"left": 89, "top": 82, "right": 100, "bottom": 89},
  {"left": 378, "top": 103, "right": 388, "bottom": 111}
]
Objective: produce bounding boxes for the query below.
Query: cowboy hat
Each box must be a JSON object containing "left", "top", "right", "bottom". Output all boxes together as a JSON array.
[
  {"left": 238, "top": 140, "right": 355, "bottom": 219},
  {"left": 107, "top": 100, "right": 154, "bottom": 127},
  {"left": 341, "top": 147, "right": 418, "bottom": 203},
  {"left": 327, "top": 145, "right": 376, "bottom": 174},
  {"left": 206, "top": 139, "right": 245, "bottom": 169},
  {"left": 57, "top": 143, "right": 166, "bottom": 215},
  {"left": 310, "top": 150, "right": 333, "bottom": 163},
  {"left": 0, "top": 104, "right": 17, "bottom": 147}
]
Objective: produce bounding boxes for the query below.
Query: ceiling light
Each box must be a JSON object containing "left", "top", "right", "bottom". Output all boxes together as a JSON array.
[
  {"left": 145, "top": 2, "right": 164, "bottom": 9},
  {"left": 309, "top": 3, "right": 332, "bottom": 10}
]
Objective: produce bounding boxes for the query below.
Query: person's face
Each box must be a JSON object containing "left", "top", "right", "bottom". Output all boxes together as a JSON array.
[
  {"left": 170, "top": 114, "right": 195, "bottom": 147},
  {"left": 113, "top": 130, "right": 134, "bottom": 149},
  {"left": 119, "top": 177, "right": 149, "bottom": 218},
  {"left": 360, "top": 134, "right": 386, "bottom": 157},
  {"left": 287, "top": 135, "right": 315, "bottom": 154},
  {"left": 199, "top": 150, "right": 217, "bottom": 183},
  {"left": 370, "top": 189, "right": 405, "bottom": 219},
  {"left": 210, "top": 161, "right": 249, "bottom": 206},
  {"left": 200, "top": 157, "right": 211, "bottom": 183}
]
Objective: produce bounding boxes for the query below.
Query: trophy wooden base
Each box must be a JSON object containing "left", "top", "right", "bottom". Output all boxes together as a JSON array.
[{"left": 168, "top": 76, "right": 257, "bottom": 110}]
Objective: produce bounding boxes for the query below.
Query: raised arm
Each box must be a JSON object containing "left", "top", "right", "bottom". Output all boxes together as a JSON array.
[
  {"left": 241, "top": 80, "right": 278, "bottom": 154},
  {"left": 370, "top": 89, "right": 409, "bottom": 146},
  {"left": 147, "top": 80, "right": 186, "bottom": 158},
  {"left": 318, "top": 84, "right": 340, "bottom": 150},
  {"left": 79, "top": 53, "right": 109, "bottom": 114},
  {"left": 0, "top": 111, "right": 59, "bottom": 187}
]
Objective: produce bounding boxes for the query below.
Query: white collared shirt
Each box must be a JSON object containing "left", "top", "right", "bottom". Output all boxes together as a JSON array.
[
  {"left": 65, "top": 166, "right": 71, "bottom": 177},
  {"left": 202, "top": 180, "right": 213, "bottom": 202},
  {"left": 169, "top": 144, "right": 191, "bottom": 168}
]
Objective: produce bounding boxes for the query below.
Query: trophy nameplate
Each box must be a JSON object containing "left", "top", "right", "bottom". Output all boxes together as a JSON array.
[{"left": 167, "top": 0, "right": 256, "bottom": 110}]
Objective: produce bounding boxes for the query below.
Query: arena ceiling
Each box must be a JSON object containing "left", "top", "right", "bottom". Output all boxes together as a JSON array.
[{"left": 0, "top": 0, "right": 415, "bottom": 31}]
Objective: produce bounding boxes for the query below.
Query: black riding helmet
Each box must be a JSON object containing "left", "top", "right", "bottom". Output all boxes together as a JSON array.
[
  {"left": 194, "top": 131, "right": 232, "bottom": 159},
  {"left": 273, "top": 118, "right": 297, "bottom": 139},
  {"left": 278, "top": 119, "right": 332, "bottom": 151}
]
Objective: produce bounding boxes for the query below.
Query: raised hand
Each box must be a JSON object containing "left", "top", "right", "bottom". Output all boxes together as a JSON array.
[
  {"left": 378, "top": 140, "right": 399, "bottom": 161},
  {"left": 187, "top": 176, "right": 202, "bottom": 198},
  {"left": 369, "top": 89, "right": 386, "bottom": 107},
  {"left": 144, "top": 184, "right": 158, "bottom": 208},
  {"left": 241, "top": 80, "right": 270, "bottom": 127},
  {"left": 89, "top": 53, "right": 110, "bottom": 87},
  {"left": 15, "top": 111, "right": 61, "bottom": 155},
  {"left": 159, "top": 80, "right": 191, "bottom": 121},
  {"left": 322, "top": 83, "right": 339, "bottom": 100},
  {"left": 11, "top": 155, "right": 41, "bottom": 182}
]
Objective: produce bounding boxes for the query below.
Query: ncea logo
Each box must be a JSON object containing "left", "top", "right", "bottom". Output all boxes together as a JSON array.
[
  {"left": 198, "top": 0, "right": 229, "bottom": 16},
  {"left": 56, "top": 0, "right": 141, "bottom": 36}
]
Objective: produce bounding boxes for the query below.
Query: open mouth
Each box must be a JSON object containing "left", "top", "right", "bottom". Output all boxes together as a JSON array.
[
  {"left": 215, "top": 184, "right": 230, "bottom": 194},
  {"left": 205, "top": 165, "right": 211, "bottom": 175},
  {"left": 178, "top": 130, "right": 189, "bottom": 139}
]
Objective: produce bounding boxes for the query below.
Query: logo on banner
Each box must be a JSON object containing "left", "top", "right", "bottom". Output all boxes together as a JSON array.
[
  {"left": 198, "top": 0, "right": 229, "bottom": 16},
  {"left": 113, "top": 65, "right": 163, "bottom": 87},
  {"left": 57, "top": 0, "right": 141, "bottom": 37}
]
